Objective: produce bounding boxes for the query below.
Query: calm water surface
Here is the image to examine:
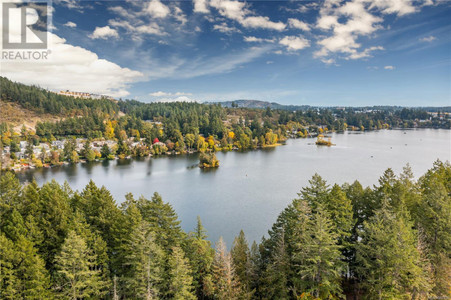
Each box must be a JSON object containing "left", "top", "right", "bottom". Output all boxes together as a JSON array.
[{"left": 17, "top": 129, "right": 451, "bottom": 246}]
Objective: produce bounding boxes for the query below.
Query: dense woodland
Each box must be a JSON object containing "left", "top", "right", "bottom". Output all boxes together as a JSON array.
[{"left": 0, "top": 161, "right": 450, "bottom": 299}]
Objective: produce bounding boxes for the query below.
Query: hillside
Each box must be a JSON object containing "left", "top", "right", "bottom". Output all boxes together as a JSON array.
[
  {"left": 0, "top": 76, "right": 119, "bottom": 116},
  {"left": 0, "top": 100, "right": 60, "bottom": 132}
]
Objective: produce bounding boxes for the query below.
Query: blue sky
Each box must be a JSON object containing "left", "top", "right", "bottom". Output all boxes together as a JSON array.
[{"left": 3, "top": 0, "right": 451, "bottom": 106}]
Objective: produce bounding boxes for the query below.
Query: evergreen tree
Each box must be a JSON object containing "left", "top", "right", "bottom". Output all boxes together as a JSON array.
[
  {"left": 416, "top": 162, "right": 451, "bottom": 296},
  {"left": 122, "top": 221, "right": 164, "bottom": 299},
  {"left": 36, "top": 180, "right": 72, "bottom": 270},
  {"left": 231, "top": 230, "right": 251, "bottom": 292},
  {"left": 186, "top": 216, "right": 215, "bottom": 299},
  {"left": 211, "top": 237, "right": 242, "bottom": 300},
  {"left": 168, "top": 246, "right": 196, "bottom": 300},
  {"left": 264, "top": 231, "right": 290, "bottom": 299},
  {"left": 356, "top": 203, "right": 428, "bottom": 299},
  {"left": 295, "top": 204, "right": 343, "bottom": 298},
  {"left": 55, "top": 231, "right": 104, "bottom": 299},
  {"left": 100, "top": 143, "right": 111, "bottom": 158}
]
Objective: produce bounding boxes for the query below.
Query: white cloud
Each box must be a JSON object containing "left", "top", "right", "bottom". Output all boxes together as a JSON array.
[
  {"left": 193, "top": 0, "right": 210, "bottom": 13},
  {"left": 56, "top": 0, "right": 85, "bottom": 11},
  {"left": 174, "top": 6, "right": 188, "bottom": 25},
  {"left": 314, "top": 0, "right": 389, "bottom": 61},
  {"left": 241, "top": 16, "right": 286, "bottom": 31},
  {"left": 153, "top": 96, "right": 197, "bottom": 103},
  {"left": 209, "top": 0, "right": 286, "bottom": 31},
  {"left": 321, "top": 58, "right": 336, "bottom": 65},
  {"left": 89, "top": 26, "right": 119, "bottom": 40},
  {"left": 108, "top": 19, "right": 165, "bottom": 38},
  {"left": 266, "top": 60, "right": 274, "bottom": 64},
  {"left": 279, "top": 36, "right": 310, "bottom": 51},
  {"left": 347, "top": 46, "right": 384, "bottom": 59},
  {"left": 419, "top": 35, "right": 436, "bottom": 42},
  {"left": 213, "top": 22, "right": 241, "bottom": 34},
  {"left": 243, "top": 36, "right": 275, "bottom": 43},
  {"left": 368, "top": 0, "right": 416, "bottom": 16},
  {"left": 2, "top": 33, "right": 144, "bottom": 97},
  {"left": 63, "top": 21, "right": 77, "bottom": 28},
  {"left": 384, "top": 65, "right": 395, "bottom": 70},
  {"left": 149, "top": 91, "right": 193, "bottom": 97},
  {"left": 146, "top": 0, "right": 171, "bottom": 18},
  {"left": 288, "top": 18, "right": 310, "bottom": 31}
]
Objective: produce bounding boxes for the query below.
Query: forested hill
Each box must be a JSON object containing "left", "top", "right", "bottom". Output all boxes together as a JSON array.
[
  {"left": 0, "top": 76, "right": 119, "bottom": 116},
  {"left": 211, "top": 99, "right": 312, "bottom": 111},
  {"left": 1, "top": 76, "right": 450, "bottom": 139},
  {"left": 214, "top": 99, "right": 451, "bottom": 113}
]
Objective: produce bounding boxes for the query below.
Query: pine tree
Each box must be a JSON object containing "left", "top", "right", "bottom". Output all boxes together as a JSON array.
[
  {"left": 55, "top": 231, "right": 104, "bottom": 299},
  {"left": 299, "top": 173, "right": 330, "bottom": 211},
  {"left": 12, "top": 235, "right": 53, "bottom": 299},
  {"left": 0, "top": 234, "right": 19, "bottom": 299},
  {"left": 248, "top": 241, "right": 262, "bottom": 298},
  {"left": 168, "top": 246, "right": 196, "bottom": 300},
  {"left": 122, "top": 221, "right": 164, "bottom": 299},
  {"left": 265, "top": 231, "right": 290, "bottom": 299},
  {"left": 137, "top": 192, "right": 185, "bottom": 250},
  {"left": 211, "top": 237, "right": 242, "bottom": 300},
  {"left": 185, "top": 216, "right": 214, "bottom": 299},
  {"left": 356, "top": 203, "right": 428, "bottom": 299},
  {"left": 297, "top": 206, "right": 343, "bottom": 299},
  {"left": 231, "top": 230, "right": 251, "bottom": 291},
  {"left": 36, "top": 180, "right": 71, "bottom": 270},
  {"left": 417, "top": 163, "right": 451, "bottom": 296}
]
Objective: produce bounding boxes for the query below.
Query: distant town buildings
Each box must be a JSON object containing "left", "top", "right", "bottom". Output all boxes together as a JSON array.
[{"left": 58, "top": 90, "right": 115, "bottom": 101}]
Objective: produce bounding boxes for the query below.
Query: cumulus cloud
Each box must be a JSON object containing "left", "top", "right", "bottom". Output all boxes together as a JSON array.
[
  {"left": 89, "top": 26, "right": 119, "bottom": 39},
  {"left": 241, "top": 16, "right": 286, "bottom": 31},
  {"left": 2, "top": 33, "right": 144, "bottom": 97},
  {"left": 279, "top": 36, "right": 310, "bottom": 51},
  {"left": 314, "top": 0, "right": 417, "bottom": 62},
  {"left": 146, "top": 0, "right": 170, "bottom": 18},
  {"left": 384, "top": 65, "right": 395, "bottom": 70},
  {"left": 209, "top": 0, "right": 286, "bottom": 31},
  {"left": 288, "top": 18, "right": 310, "bottom": 31},
  {"left": 63, "top": 21, "right": 77, "bottom": 28},
  {"left": 193, "top": 0, "right": 210, "bottom": 13},
  {"left": 419, "top": 35, "right": 436, "bottom": 42},
  {"left": 368, "top": 0, "right": 416, "bottom": 16}
]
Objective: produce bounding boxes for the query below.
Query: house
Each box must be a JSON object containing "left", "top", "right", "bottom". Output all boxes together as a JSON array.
[{"left": 52, "top": 140, "right": 64, "bottom": 149}]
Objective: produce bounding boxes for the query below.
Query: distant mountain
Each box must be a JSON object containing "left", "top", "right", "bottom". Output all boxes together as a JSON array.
[
  {"left": 209, "top": 99, "right": 451, "bottom": 113},
  {"left": 210, "top": 99, "right": 312, "bottom": 111}
]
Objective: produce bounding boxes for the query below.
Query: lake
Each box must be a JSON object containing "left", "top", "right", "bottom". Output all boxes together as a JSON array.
[{"left": 16, "top": 129, "right": 451, "bottom": 246}]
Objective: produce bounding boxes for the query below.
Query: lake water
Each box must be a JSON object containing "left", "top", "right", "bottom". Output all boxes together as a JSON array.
[{"left": 16, "top": 129, "right": 451, "bottom": 246}]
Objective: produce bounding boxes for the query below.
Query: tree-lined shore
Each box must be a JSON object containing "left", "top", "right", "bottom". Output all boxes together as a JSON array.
[{"left": 1, "top": 76, "right": 450, "bottom": 171}]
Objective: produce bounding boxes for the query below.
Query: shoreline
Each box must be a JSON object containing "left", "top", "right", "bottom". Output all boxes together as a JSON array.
[{"left": 5, "top": 127, "right": 449, "bottom": 173}]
